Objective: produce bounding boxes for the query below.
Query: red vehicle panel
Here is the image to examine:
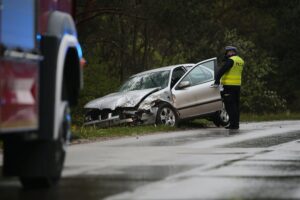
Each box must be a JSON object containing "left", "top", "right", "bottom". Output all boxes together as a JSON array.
[
  {"left": 0, "top": 0, "right": 83, "bottom": 188},
  {"left": 0, "top": 0, "right": 73, "bottom": 133},
  {"left": 0, "top": 60, "right": 38, "bottom": 132}
]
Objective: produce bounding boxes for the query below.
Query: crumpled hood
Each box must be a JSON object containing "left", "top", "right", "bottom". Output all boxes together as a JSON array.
[{"left": 84, "top": 88, "right": 160, "bottom": 110}]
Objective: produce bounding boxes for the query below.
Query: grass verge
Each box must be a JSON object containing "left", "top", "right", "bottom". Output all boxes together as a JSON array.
[
  {"left": 71, "top": 124, "right": 177, "bottom": 143},
  {"left": 71, "top": 113, "right": 300, "bottom": 143}
]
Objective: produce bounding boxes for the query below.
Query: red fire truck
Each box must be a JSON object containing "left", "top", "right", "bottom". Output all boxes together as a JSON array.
[{"left": 0, "top": 0, "right": 83, "bottom": 188}]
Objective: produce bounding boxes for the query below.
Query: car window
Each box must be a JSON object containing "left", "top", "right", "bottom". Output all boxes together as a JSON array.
[
  {"left": 200, "top": 60, "right": 214, "bottom": 71},
  {"left": 171, "top": 67, "right": 186, "bottom": 88},
  {"left": 119, "top": 70, "right": 170, "bottom": 92},
  {"left": 181, "top": 66, "right": 213, "bottom": 86}
]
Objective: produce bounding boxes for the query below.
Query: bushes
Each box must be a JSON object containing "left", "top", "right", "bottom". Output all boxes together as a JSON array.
[{"left": 73, "top": 1, "right": 293, "bottom": 125}]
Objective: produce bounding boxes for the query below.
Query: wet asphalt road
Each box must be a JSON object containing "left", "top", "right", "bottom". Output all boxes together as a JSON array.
[{"left": 1, "top": 120, "right": 300, "bottom": 200}]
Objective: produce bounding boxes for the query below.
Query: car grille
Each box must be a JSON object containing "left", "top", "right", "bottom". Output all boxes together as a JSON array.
[{"left": 85, "top": 109, "right": 119, "bottom": 121}]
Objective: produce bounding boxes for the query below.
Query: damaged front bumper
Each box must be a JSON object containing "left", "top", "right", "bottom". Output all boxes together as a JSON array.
[{"left": 84, "top": 107, "right": 158, "bottom": 127}]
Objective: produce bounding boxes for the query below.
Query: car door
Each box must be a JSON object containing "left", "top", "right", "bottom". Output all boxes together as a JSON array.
[{"left": 171, "top": 58, "right": 223, "bottom": 119}]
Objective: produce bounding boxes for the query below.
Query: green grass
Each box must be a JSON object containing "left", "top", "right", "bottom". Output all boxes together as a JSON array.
[
  {"left": 71, "top": 113, "right": 300, "bottom": 142},
  {"left": 71, "top": 124, "right": 177, "bottom": 141}
]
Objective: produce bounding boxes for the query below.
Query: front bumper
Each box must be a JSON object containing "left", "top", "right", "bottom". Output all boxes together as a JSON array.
[
  {"left": 84, "top": 115, "right": 133, "bottom": 127},
  {"left": 84, "top": 108, "right": 158, "bottom": 127}
]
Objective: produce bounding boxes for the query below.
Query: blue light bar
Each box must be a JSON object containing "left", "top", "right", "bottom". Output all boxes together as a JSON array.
[
  {"left": 36, "top": 34, "right": 42, "bottom": 41},
  {"left": 76, "top": 43, "right": 83, "bottom": 58}
]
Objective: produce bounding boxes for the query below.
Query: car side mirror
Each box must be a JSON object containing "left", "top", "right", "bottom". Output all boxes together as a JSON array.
[{"left": 177, "top": 81, "right": 191, "bottom": 89}]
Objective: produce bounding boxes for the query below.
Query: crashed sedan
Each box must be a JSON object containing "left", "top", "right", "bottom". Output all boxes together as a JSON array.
[{"left": 84, "top": 57, "right": 229, "bottom": 127}]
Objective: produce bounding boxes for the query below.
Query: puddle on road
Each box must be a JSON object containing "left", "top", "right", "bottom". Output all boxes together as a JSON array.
[
  {"left": 237, "top": 161, "right": 300, "bottom": 172},
  {"left": 223, "top": 131, "right": 300, "bottom": 148},
  {"left": 0, "top": 165, "right": 196, "bottom": 200},
  {"left": 183, "top": 176, "right": 300, "bottom": 199}
]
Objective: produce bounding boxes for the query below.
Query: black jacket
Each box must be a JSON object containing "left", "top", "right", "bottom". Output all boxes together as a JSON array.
[{"left": 214, "top": 57, "right": 234, "bottom": 85}]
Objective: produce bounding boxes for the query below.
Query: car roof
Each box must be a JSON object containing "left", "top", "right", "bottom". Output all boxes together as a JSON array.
[{"left": 132, "top": 63, "right": 195, "bottom": 77}]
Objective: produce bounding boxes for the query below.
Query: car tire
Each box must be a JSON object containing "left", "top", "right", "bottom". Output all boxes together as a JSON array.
[
  {"left": 20, "top": 177, "right": 59, "bottom": 189},
  {"left": 213, "top": 104, "right": 229, "bottom": 127},
  {"left": 156, "top": 103, "right": 179, "bottom": 127}
]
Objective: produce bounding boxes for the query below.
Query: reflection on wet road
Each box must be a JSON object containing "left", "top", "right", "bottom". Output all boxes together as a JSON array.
[
  {"left": 0, "top": 165, "right": 196, "bottom": 200},
  {"left": 224, "top": 130, "right": 300, "bottom": 148},
  {"left": 1, "top": 121, "right": 300, "bottom": 200},
  {"left": 119, "top": 129, "right": 247, "bottom": 147}
]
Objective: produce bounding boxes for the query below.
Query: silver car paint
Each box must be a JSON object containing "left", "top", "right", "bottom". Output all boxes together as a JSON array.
[
  {"left": 171, "top": 59, "right": 223, "bottom": 119},
  {"left": 172, "top": 81, "right": 223, "bottom": 118},
  {"left": 84, "top": 59, "right": 223, "bottom": 126},
  {"left": 84, "top": 88, "right": 159, "bottom": 110}
]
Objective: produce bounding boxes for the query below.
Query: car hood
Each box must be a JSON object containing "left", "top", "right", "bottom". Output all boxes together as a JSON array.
[{"left": 84, "top": 88, "right": 160, "bottom": 110}]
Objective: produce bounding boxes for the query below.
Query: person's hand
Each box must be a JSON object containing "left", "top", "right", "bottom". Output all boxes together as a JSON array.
[{"left": 210, "top": 83, "right": 219, "bottom": 88}]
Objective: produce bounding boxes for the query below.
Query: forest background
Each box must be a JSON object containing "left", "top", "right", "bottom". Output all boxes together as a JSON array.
[{"left": 73, "top": 0, "right": 300, "bottom": 124}]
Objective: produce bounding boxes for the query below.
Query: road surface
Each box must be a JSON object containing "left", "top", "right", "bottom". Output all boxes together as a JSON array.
[{"left": 1, "top": 120, "right": 300, "bottom": 199}]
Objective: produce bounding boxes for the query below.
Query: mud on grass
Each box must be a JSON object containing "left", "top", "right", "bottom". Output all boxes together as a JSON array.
[
  {"left": 71, "top": 125, "right": 177, "bottom": 143},
  {"left": 70, "top": 119, "right": 211, "bottom": 144},
  {"left": 70, "top": 112, "right": 300, "bottom": 144}
]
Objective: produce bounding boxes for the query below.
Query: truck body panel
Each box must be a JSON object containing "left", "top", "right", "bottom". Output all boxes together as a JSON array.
[
  {"left": 0, "top": 59, "right": 39, "bottom": 133},
  {"left": 0, "top": 0, "right": 83, "bottom": 188},
  {"left": 0, "top": 0, "right": 80, "bottom": 135}
]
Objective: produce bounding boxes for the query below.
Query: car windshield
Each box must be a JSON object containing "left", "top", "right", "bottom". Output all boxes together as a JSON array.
[{"left": 119, "top": 70, "right": 170, "bottom": 92}]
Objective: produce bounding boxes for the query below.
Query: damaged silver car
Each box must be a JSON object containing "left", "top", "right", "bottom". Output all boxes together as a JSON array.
[{"left": 84, "top": 57, "right": 229, "bottom": 127}]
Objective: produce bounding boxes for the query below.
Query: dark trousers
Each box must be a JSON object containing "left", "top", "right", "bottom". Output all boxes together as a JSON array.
[{"left": 222, "top": 85, "right": 241, "bottom": 128}]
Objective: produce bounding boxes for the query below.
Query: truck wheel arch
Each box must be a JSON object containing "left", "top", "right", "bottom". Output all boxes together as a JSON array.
[
  {"left": 47, "top": 10, "right": 81, "bottom": 105},
  {"left": 46, "top": 11, "right": 82, "bottom": 140},
  {"left": 62, "top": 47, "right": 81, "bottom": 106},
  {"left": 47, "top": 11, "right": 77, "bottom": 38},
  {"left": 54, "top": 35, "right": 81, "bottom": 140}
]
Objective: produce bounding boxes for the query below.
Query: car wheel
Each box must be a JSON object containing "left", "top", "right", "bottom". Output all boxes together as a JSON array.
[
  {"left": 20, "top": 103, "right": 70, "bottom": 189},
  {"left": 156, "top": 103, "right": 178, "bottom": 127},
  {"left": 213, "top": 104, "right": 229, "bottom": 127}
]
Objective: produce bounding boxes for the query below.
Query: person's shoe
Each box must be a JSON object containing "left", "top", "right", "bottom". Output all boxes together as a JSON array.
[
  {"left": 230, "top": 127, "right": 239, "bottom": 130},
  {"left": 225, "top": 126, "right": 239, "bottom": 130},
  {"left": 225, "top": 125, "right": 232, "bottom": 129}
]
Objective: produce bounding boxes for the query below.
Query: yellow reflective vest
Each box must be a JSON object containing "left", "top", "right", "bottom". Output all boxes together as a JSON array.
[{"left": 221, "top": 55, "right": 244, "bottom": 86}]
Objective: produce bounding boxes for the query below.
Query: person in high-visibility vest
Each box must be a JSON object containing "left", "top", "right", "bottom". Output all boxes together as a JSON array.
[{"left": 214, "top": 46, "right": 244, "bottom": 130}]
